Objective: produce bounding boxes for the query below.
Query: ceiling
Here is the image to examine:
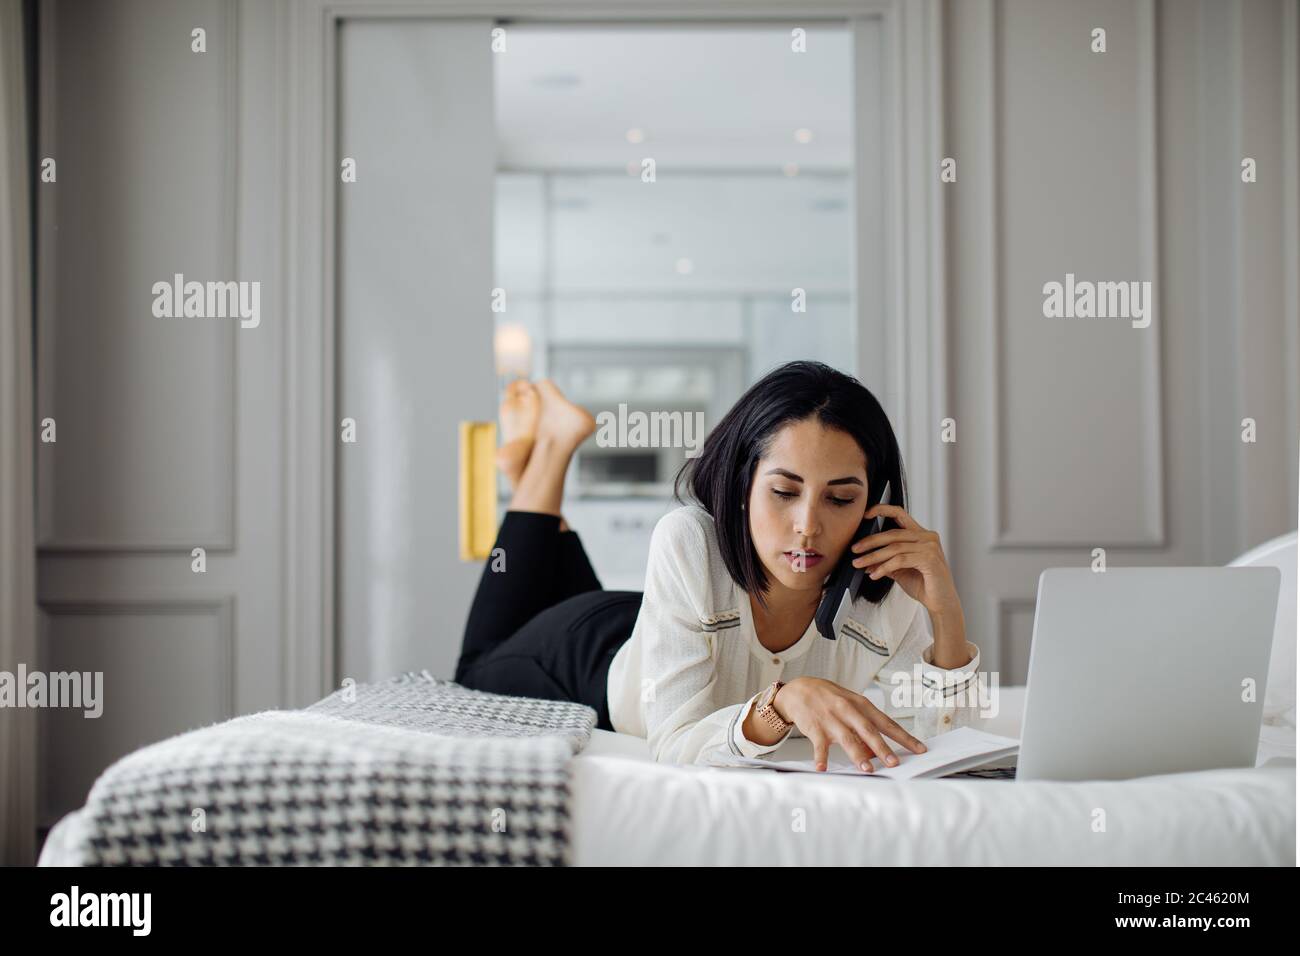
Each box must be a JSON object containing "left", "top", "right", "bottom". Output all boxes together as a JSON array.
[{"left": 494, "top": 24, "right": 853, "bottom": 171}]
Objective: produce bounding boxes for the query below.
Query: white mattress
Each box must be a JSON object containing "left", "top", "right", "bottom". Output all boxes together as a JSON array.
[
  {"left": 40, "top": 688, "right": 1295, "bottom": 866},
  {"left": 569, "top": 687, "right": 1296, "bottom": 866}
]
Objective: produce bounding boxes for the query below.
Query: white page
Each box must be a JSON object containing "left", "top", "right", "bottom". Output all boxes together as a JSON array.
[{"left": 715, "top": 726, "right": 1020, "bottom": 780}]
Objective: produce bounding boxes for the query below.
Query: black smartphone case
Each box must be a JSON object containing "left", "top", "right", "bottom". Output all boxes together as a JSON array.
[{"left": 814, "top": 482, "right": 891, "bottom": 640}]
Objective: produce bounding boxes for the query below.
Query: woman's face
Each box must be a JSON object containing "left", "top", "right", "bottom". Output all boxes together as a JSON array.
[{"left": 746, "top": 417, "right": 870, "bottom": 599}]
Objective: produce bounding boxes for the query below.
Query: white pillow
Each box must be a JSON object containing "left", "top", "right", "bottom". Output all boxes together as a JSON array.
[
  {"left": 1229, "top": 532, "right": 1297, "bottom": 725},
  {"left": 1279, "top": 704, "right": 1296, "bottom": 731}
]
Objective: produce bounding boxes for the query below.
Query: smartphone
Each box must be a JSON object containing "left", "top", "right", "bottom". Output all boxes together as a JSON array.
[{"left": 814, "top": 480, "right": 892, "bottom": 641}]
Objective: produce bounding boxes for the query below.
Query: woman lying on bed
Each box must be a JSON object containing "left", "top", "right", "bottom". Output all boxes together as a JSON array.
[{"left": 454, "top": 360, "right": 984, "bottom": 771}]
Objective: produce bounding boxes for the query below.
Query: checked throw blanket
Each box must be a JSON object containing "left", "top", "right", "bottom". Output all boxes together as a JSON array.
[{"left": 58, "top": 673, "right": 597, "bottom": 866}]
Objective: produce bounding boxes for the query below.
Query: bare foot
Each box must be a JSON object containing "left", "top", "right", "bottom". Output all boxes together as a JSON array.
[
  {"left": 496, "top": 379, "right": 540, "bottom": 487},
  {"left": 533, "top": 379, "right": 597, "bottom": 453},
  {"left": 506, "top": 380, "right": 595, "bottom": 518},
  {"left": 500, "top": 378, "right": 541, "bottom": 443},
  {"left": 495, "top": 439, "right": 532, "bottom": 489}
]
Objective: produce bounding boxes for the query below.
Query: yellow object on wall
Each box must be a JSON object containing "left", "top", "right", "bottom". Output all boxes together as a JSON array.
[{"left": 458, "top": 421, "right": 499, "bottom": 561}]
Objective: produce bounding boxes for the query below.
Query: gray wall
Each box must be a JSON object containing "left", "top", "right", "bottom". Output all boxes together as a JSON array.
[
  {"left": 35, "top": 0, "right": 286, "bottom": 828},
  {"left": 945, "top": 0, "right": 1299, "bottom": 682}
]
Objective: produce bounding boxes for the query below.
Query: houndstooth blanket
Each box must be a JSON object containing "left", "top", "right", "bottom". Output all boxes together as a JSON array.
[{"left": 58, "top": 673, "right": 597, "bottom": 866}]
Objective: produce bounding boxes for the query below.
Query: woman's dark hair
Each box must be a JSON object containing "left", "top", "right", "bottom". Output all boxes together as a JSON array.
[{"left": 674, "top": 360, "right": 907, "bottom": 608}]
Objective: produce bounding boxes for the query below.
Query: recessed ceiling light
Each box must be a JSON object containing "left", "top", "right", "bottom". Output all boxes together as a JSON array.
[
  {"left": 533, "top": 73, "right": 582, "bottom": 90},
  {"left": 675, "top": 257, "right": 694, "bottom": 275},
  {"left": 810, "top": 198, "right": 846, "bottom": 212},
  {"left": 626, "top": 128, "right": 646, "bottom": 144},
  {"left": 794, "top": 128, "right": 814, "bottom": 143},
  {"left": 783, "top": 163, "right": 800, "bottom": 177}
]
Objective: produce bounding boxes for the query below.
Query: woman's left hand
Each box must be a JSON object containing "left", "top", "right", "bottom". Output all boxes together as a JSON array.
[{"left": 850, "top": 504, "right": 960, "bottom": 618}]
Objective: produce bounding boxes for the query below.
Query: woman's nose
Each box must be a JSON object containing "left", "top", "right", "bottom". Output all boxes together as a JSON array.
[{"left": 793, "top": 504, "right": 821, "bottom": 538}]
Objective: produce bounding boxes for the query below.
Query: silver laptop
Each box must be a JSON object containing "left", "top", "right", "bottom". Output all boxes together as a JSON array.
[{"left": 1015, "top": 567, "right": 1281, "bottom": 782}]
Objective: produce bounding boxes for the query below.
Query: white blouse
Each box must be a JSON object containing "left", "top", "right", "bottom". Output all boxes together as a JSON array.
[{"left": 606, "top": 504, "right": 986, "bottom": 765}]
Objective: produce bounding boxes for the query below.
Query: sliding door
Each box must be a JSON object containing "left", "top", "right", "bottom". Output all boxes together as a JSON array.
[{"left": 336, "top": 20, "right": 497, "bottom": 682}]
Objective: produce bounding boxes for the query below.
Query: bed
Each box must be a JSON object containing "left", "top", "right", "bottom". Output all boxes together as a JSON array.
[
  {"left": 38, "top": 684, "right": 1293, "bottom": 867},
  {"left": 38, "top": 537, "right": 1298, "bottom": 867},
  {"left": 568, "top": 686, "right": 1295, "bottom": 866}
]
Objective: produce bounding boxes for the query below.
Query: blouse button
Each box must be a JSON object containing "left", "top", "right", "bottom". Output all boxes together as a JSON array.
[
  {"left": 942, "top": 714, "right": 952, "bottom": 725},
  {"left": 771, "top": 656, "right": 781, "bottom": 665}
]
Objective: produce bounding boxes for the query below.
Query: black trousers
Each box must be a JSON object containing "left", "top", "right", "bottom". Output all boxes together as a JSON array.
[{"left": 454, "top": 511, "right": 642, "bottom": 730}]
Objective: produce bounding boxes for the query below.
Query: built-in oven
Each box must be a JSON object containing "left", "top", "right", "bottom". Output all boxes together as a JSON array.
[{"left": 547, "top": 345, "right": 745, "bottom": 497}]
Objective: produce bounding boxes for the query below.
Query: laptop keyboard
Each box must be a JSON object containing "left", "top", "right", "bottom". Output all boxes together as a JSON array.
[{"left": 945, "top": 766, "right": 1018, "bottom": 780}]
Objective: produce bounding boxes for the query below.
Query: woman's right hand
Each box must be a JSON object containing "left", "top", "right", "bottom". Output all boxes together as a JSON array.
[{"left": 775, "top": 676, "right": 928, "bottom": 772}]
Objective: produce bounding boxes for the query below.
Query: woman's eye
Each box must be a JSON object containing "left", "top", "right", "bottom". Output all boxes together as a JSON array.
[{"left": 770, "top": 488, "right": 854, "bottom": 506}]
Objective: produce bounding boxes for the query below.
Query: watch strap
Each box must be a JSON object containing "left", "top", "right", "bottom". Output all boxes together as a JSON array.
[{"left": 756, "top": 680, "right": 792, "bottom": 734}]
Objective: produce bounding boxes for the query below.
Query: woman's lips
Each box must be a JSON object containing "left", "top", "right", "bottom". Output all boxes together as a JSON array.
[{"left": 784, "top": 550, "right": 824, "bottom": 571}]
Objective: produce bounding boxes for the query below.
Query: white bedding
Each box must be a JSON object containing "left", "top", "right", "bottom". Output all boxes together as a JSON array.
[
  {"left": 569, "top": 687, "right": 1296, "bottom": 866},
  {"left": 40, "top": 688, "right": 1295, "bottom": 867}
]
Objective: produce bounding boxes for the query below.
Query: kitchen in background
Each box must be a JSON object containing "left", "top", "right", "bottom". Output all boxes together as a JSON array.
[{"left": 494, "top": 25, "right": 861, "bottom": 588}]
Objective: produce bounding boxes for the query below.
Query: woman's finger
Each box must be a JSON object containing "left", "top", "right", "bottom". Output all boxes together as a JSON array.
[
  {"left": 854, "top": 718, "right": 900, "bottom": 768},
  {"left": 842, "top": 711, "right": 900, "bottom": 768},
  {"left": 866, "top": 555, "right": 911, "bottom": 580},
  {"left": 851, "top": 528, "right": 915, "bottom": 553},
  {"left": 852, "top": 541, "right": 928, "bottom": 570},
  {"left": 865, "top": 502, "right": 926, "bottom": 532},
  {"left": 854, "top": 696, "right": 928, "bottom": 753},
  {"left": 810, "top": 730, "right": 831, "bottom": 772},
  {"left": 869, "top": 709, "right": 928, "bottom": 754},
  {"left": 834, "top": 726, "right": 876, "bottom": 773}
]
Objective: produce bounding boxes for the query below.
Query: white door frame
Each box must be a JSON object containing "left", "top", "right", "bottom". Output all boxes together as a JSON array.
[{"left": 279, "top": 0, "right": 949, "bottom": 704}]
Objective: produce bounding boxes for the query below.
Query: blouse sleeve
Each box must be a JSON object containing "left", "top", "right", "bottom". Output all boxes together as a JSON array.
[
  {"left": 871, "top": 603, "right": 984, "bottom": 740},
  {"left": 636, "top": 511, "right": 793, "bottom": 765}
]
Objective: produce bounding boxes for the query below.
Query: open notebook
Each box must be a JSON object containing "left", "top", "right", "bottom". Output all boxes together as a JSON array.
[{"left": 707, "top": 726, "right": 1020, "bottom": 780}]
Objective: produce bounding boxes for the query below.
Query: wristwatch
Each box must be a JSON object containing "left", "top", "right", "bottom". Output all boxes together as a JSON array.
[{"left": 755, "top": 680, "right": 793, "bottom": 735}]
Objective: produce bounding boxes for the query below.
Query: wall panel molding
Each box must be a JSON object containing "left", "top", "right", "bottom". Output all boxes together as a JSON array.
[
  {"left": 35, "top": 0, "right": 240, "bottom": 554},
  {"left": 988, "top": 0, "right": 1167, "bottom": 551},
  {"left": 35, "top": 595, "right": 236, "bottom": 826},
  {"left": 34, "top": 596, "right": 237, "bottom": 716}
]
